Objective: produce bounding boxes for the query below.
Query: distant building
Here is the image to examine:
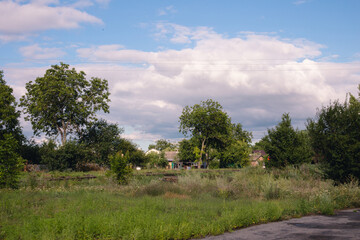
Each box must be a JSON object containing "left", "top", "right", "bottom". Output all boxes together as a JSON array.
[
  {"left": 145, "top": 149, "right": 161, "bottom": 155},
  {"left": 250, "top": 150, "right": 266, "bottom": 167},
  {"left": 164, "top": 151, "right": 179, "bottom": 169}
]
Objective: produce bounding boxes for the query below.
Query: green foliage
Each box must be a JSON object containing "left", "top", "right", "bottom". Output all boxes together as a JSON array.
[
  {"left": 0, "top": 71, "right": 24, "bottom": 188},
  {"left": 129, "top": 150, "right": 147, "bottom": 167},
  {"left": 0, "top": 70, "right": 24, "bottom": 143},
  {"left": 220, "top": 140, "right": 251, "bottom": 168},
  {"left": 153, "top": 139, "right": 177, "bottom": 151},
  {"left": 80, "top": 119, "right": 123, "bottom": 165},
  {"left": 148, "top": 144, "right": 156, "bottom": 150},
  {"left": 0, "top": 134, "right": 24, "bottom": 188},
  {"left": 20, "top": 63, "right": 110, "bottom": 145},
  {"left": 178, "top": 139, "right": 197, "bottom": 162},
  {"left": 230, "top": 123, "right": 253, "bottom": 144},
  {"left": 40, "top": 140, "right": 90, "bottom": 171},
  {"left": 179, "top": 99, "right": 232, "bottom": 164},
  {"left": 20, "top": 139, "right": 41, "bottom": 164},
  {"left": 262, "top": 113, "right": 312, "bottom": 168},
  {"left": 307, "top": 90, "right": 360, "bottom": 183},
  {"left": 146, "top": 152, "right": 168, "bottom": 168},
  {"left": 109, "top": 151, "right": 133, "bottom": 184}
]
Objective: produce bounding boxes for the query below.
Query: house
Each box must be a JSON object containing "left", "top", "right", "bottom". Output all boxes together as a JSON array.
[
  {"left": 250, "top": 150, "right": 266, "bottom": 167},
  {"left": 145, "top": 149, "right": 161, "bottom": 155},
  {"left": 164, "top": 151, "right": 179, "bottom": 169}
]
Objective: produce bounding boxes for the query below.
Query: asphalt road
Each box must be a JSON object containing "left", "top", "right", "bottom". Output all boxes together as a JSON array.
[{"left": 200, "top": 209, "right": 360, "bottom": 240}]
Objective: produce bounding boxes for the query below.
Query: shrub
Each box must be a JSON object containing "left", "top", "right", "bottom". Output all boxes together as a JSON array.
[
  {"left": 263, "top": 113, "right": 312, "bottom": 168},
  {"left": 146, "top": 152, "right": 168, "bottom": 169},
  {"left": 109, "top": 151, "right": 133, "bottom": 184},
  {"left": 40, "top": 140, "right": 91, "bottom": 171},
  {"left": 307, "top": 94, "right": 360, "bottom": 183},
  {"left": 0, "top": 134, "right": 24, "bottom": 188}
]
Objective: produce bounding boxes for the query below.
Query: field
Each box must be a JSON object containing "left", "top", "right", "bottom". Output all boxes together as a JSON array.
[{"left": 1, "top": 165, "right": 360, "bottom": 240}]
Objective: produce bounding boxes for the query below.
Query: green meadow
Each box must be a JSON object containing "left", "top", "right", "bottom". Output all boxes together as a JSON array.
[{"left": 1, "top": 165, "right": 360, "bottom": 240}]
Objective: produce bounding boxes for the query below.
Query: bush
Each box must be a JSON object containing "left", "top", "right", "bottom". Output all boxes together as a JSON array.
[
  {"left": 0, "top": 134, "right": 24, "bottom": 188},
  {"left": 109, "top": 151, "right": 133, "bottom": 184},
  {"left": 146, "top": 152, "right": 168, "bottom": 169},
  {"left": 40, "top": 140, "right": 91, "bottom": 171},
  {"left": 307, "top": 93, "right": 360, "bottom": 183},
  {"left": 263, "top": 113, "right": 312, "bottom": 168}
]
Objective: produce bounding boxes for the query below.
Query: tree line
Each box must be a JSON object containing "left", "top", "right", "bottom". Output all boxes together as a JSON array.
[{"left": 1, "top": 62, "right": 359, "bottom": 188}]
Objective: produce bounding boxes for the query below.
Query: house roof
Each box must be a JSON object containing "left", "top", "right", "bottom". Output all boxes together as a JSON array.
[
  {"left": 252, "top": 150, "right": 266, "bottom": 155},
  {"left": 145, "top": 149, "right": 161, "bottom": 155},
  {"left": 164, "top": 151, "right": 178, "bottom": 161}
]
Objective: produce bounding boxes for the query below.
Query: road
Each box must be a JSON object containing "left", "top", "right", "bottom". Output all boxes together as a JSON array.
[{"left": 200, "top": 209, "right": 360, "bottom": 240}]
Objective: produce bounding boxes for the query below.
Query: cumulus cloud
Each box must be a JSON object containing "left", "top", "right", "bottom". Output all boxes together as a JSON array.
[
  {"left": 0, "top": 0, "right": 102, "bottom": 42},
  {"left": 6, "top": 24, "right": 360, "bottom": 147},
  {"left": 20, "top": 44, "right": 66, "bottom": 59},
  {"left": 73, "top": 26, "right": 360, "bottom": 144}
]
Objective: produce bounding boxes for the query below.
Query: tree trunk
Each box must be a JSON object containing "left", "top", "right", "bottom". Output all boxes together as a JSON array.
[
  {"left": 60, "top": 121, "right": 67, "bottom": 146},
  {"left": 199, "top": 138, "right": 206, "bottom": 169}
]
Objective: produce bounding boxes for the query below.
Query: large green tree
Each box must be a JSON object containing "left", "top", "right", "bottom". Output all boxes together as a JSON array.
[
  {"left": 20, "top": 63, "right": 110, "bottom": 145},
  {"left": 79, "top": 119, "right": 123, "bottom": 165},
  {"left": 262, "top": 113, "right": 312, "bottom": 168},
  {"left": 0, "top": 71, "right": 24, "bottom": 188},
  {"left": 307, "top": 88, "right": 360, "bottom": 183},
  {"left": 0, "top": 71, "right": 23, "bottom": 143},
  {"left": 179, "top": 99, "right": 231, "bottom": 167}
]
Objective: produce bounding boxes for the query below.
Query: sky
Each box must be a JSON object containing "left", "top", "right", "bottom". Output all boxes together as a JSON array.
[{"left": 1, "top": 0, "right": 360, "bottom": 150}]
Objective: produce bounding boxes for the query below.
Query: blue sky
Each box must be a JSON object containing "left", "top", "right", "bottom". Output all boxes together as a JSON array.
[{"left": 1, "top": 0, "right": 360, "bottom": 149}]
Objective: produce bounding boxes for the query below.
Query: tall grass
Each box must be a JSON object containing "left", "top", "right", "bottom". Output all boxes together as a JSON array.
[{"left": 1, "top": 164, "right": 359, "bottom": 239}]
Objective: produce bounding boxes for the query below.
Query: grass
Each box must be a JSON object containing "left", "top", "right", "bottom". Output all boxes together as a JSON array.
[{"left": 1, "top": 164, "right": 360, "bottom": 239}]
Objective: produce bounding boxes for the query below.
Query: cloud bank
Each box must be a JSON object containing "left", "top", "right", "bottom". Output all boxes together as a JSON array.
[
  {"left": 0, "top": 0, "right": 102, "bottom": 42},
  {"left": 6, "top": 23, "right": 360, "bottom": 147}
]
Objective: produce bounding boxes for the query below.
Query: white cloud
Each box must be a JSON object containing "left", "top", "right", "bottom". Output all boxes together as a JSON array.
[
  {"left": 155, "top": 23, "right": 221, "bottom": 44},
  {"left": 20, "top": 44, "right": 66, "bottom": 59},
  {"left": 158, "top": 5, "right": 176, "bottom": 16},
  {"left": 0, "top": 0, "right": 102, "bottom": 42},
  {"left": 5, "top": 25, "right": 360, "bottom": 148}
]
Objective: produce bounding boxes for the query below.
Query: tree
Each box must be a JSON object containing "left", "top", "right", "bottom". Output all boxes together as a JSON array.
[
  {"left": 179, "top": 99, "right": 231, "bottom": 167},
  {"left": 307, "top": 89, "right": 360, "bottom": 183},
  {"left": 178, "top": 139, "right": 197, "bottom": 162},
  {"left": 39, "top": 139, "right": 91, "bottom": 171},
  {"left": 220, "top": 140, "right": 251, "bottom": 168},
  {"left": 230, "top": 123, "right": 252, "bottom": 144},
  {"left": 0, "top": 71, "right": 23, "bottom": 143},
  {"left": 218, "top": 123, "right": 253, "bottom": 168},
  {"left": 20, "top": 63, "right": 110, "bottom": 146},
  {"left": 262, "top": 113, "right": 312, "bottom": 168},
  {"left": 153, "top": 139, "right": 176, "bottom": 151},
  {"left": 79, "top": 119, "right": 123, "bottom": 165},
  {"left": 0, "top": 71, "right": 24, "bottom": 188}
]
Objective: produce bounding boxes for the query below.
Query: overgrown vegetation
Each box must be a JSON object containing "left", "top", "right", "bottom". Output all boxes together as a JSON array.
[
  {"left": 1, "top": 63, "right": 360, "bottom": 239},
  {"left": 307, "top": 90, "right": 360, "bottom": 183},
  {"left": 109, "top": 151, "right": 133, "bottom": 184},
  {"left": 1, "top": 166, "right": 359, "bottom": 239},
  {"left": 261, "top": 113, "right": 313, "bottom": 168}
]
